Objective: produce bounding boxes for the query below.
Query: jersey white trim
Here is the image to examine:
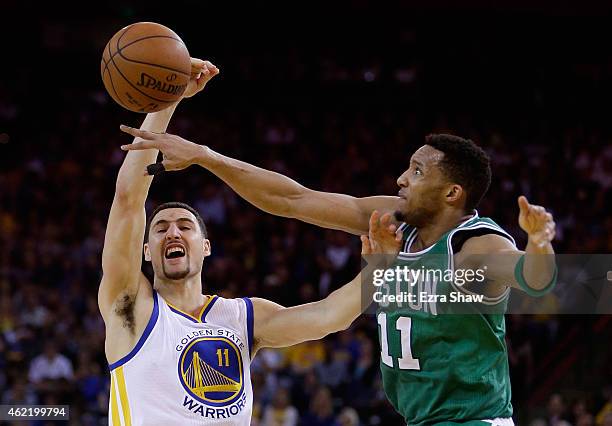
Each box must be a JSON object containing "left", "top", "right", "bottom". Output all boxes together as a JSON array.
[{"left": 398, "top": 211, "right": 479, "bottom": 259}]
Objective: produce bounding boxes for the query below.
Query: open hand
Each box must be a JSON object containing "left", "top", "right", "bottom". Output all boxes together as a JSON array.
[
  {"left": 119, "top": 127, "right": 206, "bottom": 174},
  {"left": 361, "top": 211, "right": 402, "bottom": 255}
]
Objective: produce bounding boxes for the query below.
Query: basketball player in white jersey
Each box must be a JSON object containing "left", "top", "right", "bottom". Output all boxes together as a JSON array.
[{"left": 99, "top": 59, "right": 399, "bottom": 425}]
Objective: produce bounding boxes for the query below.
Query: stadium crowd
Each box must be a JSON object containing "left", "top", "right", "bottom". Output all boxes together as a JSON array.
[{"left": 1, "top": 3, "right": 611, "bottom": 425}]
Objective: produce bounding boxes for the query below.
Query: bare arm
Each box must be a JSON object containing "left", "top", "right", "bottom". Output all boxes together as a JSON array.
[
  {"left": 250, "top": 270, "right": 370, "bottom": 350},
  {"left": 119, "top": 133, "right": 400, "bottom": 235},
  {"left": 252, "top": 211, "right": 401, "bottom": 351},
  {"left": 201, "top": 151, "right": 399, "bottom": 234},
  {"left": 98, "top": 105, "right": 177, "bottom": 321}
]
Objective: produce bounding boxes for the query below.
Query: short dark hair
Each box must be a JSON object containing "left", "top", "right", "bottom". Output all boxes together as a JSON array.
[
  {"left": 145, "top": 202, "right": 207, "bottom": 241},
  {"left": 425, "top": 134, "right": 491, "bottom": 212}
]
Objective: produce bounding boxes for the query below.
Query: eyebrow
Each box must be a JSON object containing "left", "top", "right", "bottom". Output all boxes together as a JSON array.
[
  {"left": 152, "top": 218, "right": 197, "bottom": 228},
  {"left": 411, "top": 159, "right": 425, "bottom": 167}
]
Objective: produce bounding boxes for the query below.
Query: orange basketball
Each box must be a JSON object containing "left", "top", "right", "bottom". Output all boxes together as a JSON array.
[{"left": 100, "top": 22, "right": 191, "bottom": 113}]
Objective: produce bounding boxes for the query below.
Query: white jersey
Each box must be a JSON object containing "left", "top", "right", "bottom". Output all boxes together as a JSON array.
[{"left": 108, "top": 291, "right": 254, "bottom": 425}]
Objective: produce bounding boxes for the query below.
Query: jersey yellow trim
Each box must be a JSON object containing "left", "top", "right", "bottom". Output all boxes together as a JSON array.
[
  {"left": 166, "top": 295, "right": 217, "bottom": 323},
  {"left": 198, "top": 295, "right": 218, "bottom": 321},
  {"left": 116, "top": 366, "right": 132, "bottom": 426},
  {"left": 110, "top": 372, "right": 121, "bottom": 425}
]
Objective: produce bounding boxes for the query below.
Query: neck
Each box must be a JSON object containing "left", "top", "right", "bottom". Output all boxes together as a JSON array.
[
  {"left": 413, "top": 209, "right": 474, "bottom": 251},
  {"left": 154, "top": 274, "right": 206, "bottom": 315}
]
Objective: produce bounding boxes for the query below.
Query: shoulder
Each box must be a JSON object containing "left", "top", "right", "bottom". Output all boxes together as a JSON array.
[
  {"left": 250, "top": 297, "right": 284, "bottom": 319},
  {"left": 451, "top": 216, "right": 517, "bottom": 251},
  {"left": 459, "top": 233, "right": 517, "bottom": 255}
]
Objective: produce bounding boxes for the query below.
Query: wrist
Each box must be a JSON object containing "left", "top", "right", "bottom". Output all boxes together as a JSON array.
[
  {"left": 195, "top": 145, "right": 216, "bottom": 168},
  {"left": 526, "top": 235, "right": 553, "bottom": 254}
]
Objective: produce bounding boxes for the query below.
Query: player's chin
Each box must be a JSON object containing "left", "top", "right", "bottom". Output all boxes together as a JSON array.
[
  {"left": 162, "top": 261, "right": 190, "bottom": 280},
  {"left": 163, "top": 267, "right": 190, "bottom": 280}
]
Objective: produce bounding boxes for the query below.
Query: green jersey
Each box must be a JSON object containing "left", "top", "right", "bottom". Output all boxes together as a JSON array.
[{"left": 377, "top": 214, "right": 515, "bottom": 425}]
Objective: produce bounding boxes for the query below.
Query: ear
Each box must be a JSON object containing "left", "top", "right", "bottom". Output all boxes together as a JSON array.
[
  {"left": 143, "top": 243, "right": 151, "bottom": 262},
  {"left": 203, "top": 239, "right": 212, "bottom": 258},
  {"left": 445, "top": 184, "right": 464, "bottom": 204}
]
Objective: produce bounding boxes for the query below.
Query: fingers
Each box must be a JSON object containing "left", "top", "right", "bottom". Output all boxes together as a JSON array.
[
  {"left": 190, "top": 58, "right": 206, "bottom": 69},
  {"left": 380, "top": 212, "right": 392, "bottom": 228},
  {"left": 361, "top": 235, "right": 372, "bottom": 255},
  {"left": 190, "top": 58, "right": 220, "bottom": 78},
  {"left": 518, "top": 195, "right": 529, "bottom": 213},
  {"left": 120, "top": 125, "right": 161, "bottom": 140},
  {"left": 369, "top": 210, "right": 380, "bottom": 234},
  {"left": 120, "top": 140, "right": 159, "bottom": 151}
]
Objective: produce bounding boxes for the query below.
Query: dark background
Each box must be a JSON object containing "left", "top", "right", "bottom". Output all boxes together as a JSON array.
[{"left": 0, "top": 1, "right": 611, "bottom": 425}]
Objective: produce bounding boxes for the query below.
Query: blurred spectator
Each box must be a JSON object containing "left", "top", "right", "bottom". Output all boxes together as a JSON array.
[
  {"left": 540, "top": 393, "right": 571, "bottom": 426},
  {"left": 301, "top": 386, "right": 336, "bottom": 426},
  {"left": 336, "top": 407, "right": 360, "bottom": 426},
  {"left": 261, "top": 387, "right": 299, "bottom": 426},
  {"left": 28, "top": 341, "right": 74, "bottom": 396},
  {"left": 285, "top": 341, "right": 326, "bottom": 375},
  {"left": 1, "top": 376, "right": 37, "bottom": 405}
]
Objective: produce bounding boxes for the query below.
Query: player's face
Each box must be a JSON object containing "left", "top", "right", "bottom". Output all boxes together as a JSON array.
[
  {"left": 395, "top": 145, "right": 449, "bottom": 226},
  {"left": 144, "top": 208, "right": 210, "bottom": 281}
]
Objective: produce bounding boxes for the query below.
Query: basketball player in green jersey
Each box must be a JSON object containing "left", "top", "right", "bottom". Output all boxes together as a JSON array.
[{"left": 119, "top": 130, "right": 556, "bottom": 425}]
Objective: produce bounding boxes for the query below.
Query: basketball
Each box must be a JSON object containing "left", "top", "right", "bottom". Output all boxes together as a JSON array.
[{"left": 100, "top": 22, "right": 191, "bottom": 113}]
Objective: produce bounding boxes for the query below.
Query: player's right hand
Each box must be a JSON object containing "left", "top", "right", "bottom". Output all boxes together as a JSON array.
[
  {"left": 361, "top": 211, "right": 402, "bottom": 255},
  {"left": 119, "top": 127, "right": 207, "bottom": 174},
  {"left": 182, "top": 58, "right": 219, "bottom": 99}
]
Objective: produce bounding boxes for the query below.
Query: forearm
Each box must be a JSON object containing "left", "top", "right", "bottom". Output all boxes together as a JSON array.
[
  {"left": 521, "top": 238, "right": 556, "bottom": 290},
  {"left": 116, "top": 104, "right": 179, "bottom": 203},
  {"left": 319, "top": 262, "right": 384, "bottom": 333},
  {"left": 196, "top": 148, "right": 301, "bottom": 217}
]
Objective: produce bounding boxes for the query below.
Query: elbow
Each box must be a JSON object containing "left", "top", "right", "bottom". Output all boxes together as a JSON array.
[
  {"left": 322, "top": 317, "right": 353, "bottom": 338},
  {"left": 113, "top": 185, "right": 143, "bottom": 209}
]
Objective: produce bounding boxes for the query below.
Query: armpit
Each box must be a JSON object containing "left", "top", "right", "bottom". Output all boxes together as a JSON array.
[{"left": 114, "top": 293, "right": 136, "bottom": 333}]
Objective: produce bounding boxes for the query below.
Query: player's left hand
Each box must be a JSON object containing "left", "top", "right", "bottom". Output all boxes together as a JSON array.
[
  {"left": 182, "top": 58, "right": 219, "bottom": 99},
  {"left": 119, "top": 127, "right": 204, "bottom": 174},
  {"left": 518, "top": 195, "right": 556, "bottom": 248}
]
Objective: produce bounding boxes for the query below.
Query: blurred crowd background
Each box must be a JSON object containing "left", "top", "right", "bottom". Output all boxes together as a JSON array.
[{"left": 1, "top": 1, "right": 611, "bottom": 425}]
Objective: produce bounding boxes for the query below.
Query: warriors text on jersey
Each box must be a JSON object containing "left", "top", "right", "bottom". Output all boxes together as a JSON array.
[
  {"left": 378, "top": 213, "right": 517, "bottom": 426},
  {"left": 108, "top": 292, "right": 254, "bottom": 425}
]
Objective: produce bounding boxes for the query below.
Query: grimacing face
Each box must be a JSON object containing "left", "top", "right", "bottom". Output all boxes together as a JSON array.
[
  {"left": 395, "top": 145, "right": 463, "bottom": 227},
  {"left": 143, "top": 208, "right": 210, "bottom": 281}
]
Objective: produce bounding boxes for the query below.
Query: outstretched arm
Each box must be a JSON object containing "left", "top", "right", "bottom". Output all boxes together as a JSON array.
[
  {"left": 98, "top": 60, "right": 219, "bottom": 321},
  {"left": 119, "top": 131, "right": 400, "bottom": 235},
  {"left": 251, "top": 212, "right": 401, "bottom": 352}
]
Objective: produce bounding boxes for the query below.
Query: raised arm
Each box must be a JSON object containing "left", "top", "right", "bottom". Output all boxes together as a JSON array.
[
  {"left": 251, "top": 212, "right": 401, "bottom": 352},
  {"left": 457, "top": 196, "right": 557, "bottom": 295},
  {"left": 98, "top": 59, "right": 219, "bottom": 321},
  {"left": 119, "top": 132, "right": 400, "bottom": 235},
  {"left": 98, "top": 106, "right": 177, "bottom": 321}
]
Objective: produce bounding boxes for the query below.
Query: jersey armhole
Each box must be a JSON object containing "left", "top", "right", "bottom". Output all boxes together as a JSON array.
[
  {"left": 109, "top": 291, "right": 159, "bottom": 371},
  {"left": 242, "top": 297, "right": 254, "bottom": 358}
]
